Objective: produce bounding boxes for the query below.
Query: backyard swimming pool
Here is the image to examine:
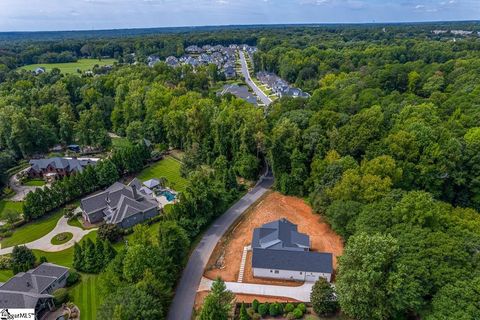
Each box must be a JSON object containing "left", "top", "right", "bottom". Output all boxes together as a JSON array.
[{"left": 159, "top": 190, "right": 176, "bottom": 202}]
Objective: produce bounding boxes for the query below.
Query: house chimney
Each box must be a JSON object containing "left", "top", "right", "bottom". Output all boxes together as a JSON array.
[{"left": 132, "top": 185, "right": 140, "bottom": 200}]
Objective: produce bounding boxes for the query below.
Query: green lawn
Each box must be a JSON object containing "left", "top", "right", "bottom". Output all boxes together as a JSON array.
[
  {"left": 0, "top": 200, "right": 23, "bottom": 219},
  {"left": 51, "top": 232, "right": 73, "bottom": 245},
  {"left": 67, "top": 217, "right": 85, "bottom": 229},
  {"left": 137, "top": 156, "right": 187, "bottom": 193},
  {"left": 70, "top": 273, "right": 102, "bottom": 320},
  {"left": 111, "top": 136, "right": 132, "bottom": 149},
  {"left": 0, "top": 207, "right": 63, "bottom": 248},
  {"left": 20, "top": 58, "right": 116, "bottom": 75},
  {"left": 0, "top": 269, "right": 13, "bottom": 282},
  {"left": 23, "top": 179, "right": 45, "bottom": 187}
]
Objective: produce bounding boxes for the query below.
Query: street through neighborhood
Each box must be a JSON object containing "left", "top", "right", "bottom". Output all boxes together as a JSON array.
[{"left": 238, "top": 50, "right": 272, "bottom": 106}]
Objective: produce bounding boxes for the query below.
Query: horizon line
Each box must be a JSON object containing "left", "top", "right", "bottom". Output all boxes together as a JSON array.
[{"left": 1, "top": 19, "right": 479, "bottom": 34}]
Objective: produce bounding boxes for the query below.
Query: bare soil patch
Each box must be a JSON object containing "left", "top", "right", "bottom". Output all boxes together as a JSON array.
[{"left": 204, "top": 191, "right": 344, "bottom": 285}]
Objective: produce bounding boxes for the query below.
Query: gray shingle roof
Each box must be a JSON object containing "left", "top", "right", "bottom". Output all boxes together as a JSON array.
[
  {"left": 252, "top": 248, "right": 333, "bottom": 274},
  {"left": 29, "top": 157, "right": 97, "bottom": 174},
  {"left": 252, "top": 218, "right": 310, "bottom": 251},
  {"left": 0, "top": 291, "right": 52, "bottom": 308},
  {"left": 82, "top": 180, "right": 158, "bottom": 225}
]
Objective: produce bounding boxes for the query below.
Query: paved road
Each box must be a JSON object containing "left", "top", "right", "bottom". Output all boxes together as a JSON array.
[
  {"left": 167, "top": 174, "right": 274, "bottom": 320},
  {"left": 0, "top": 216, "right": 96, "bottom": 254},
  {"left": 199, "top": 277, "right": 313, "bottom": 302},
  {"left": 239, "top": 50, "right": 272, "bottom": 106}
]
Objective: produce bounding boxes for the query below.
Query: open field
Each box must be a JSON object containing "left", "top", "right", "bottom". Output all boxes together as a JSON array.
[
  {"left": 204, "top": 191, "right": 344, "bottom": 287},
  {"left": 0, "top": 200, "right": 23, "bottom": 218},
  {"left": 137, "top": 155, "right": 187, "bottom": 192},
  {"left": 20, "top": 58, "right": 116, "bottom": 74},
  {"left": 0, "top": 206, "right": 64, "bottom": 248},
  {"left": 70, "top": 273, "right": 102, "bottom": 320}
]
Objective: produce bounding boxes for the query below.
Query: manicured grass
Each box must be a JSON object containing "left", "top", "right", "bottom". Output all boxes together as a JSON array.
[
  {"left": 51, "top": 232, "right": 73, "bottom": 245},
  {"left": 137, "top": 156, "right": 187, "bottom": 193},
  {"left": 0, "top": 200, "right": 23, "bottom": 218},
  {"left": 23, "top": 179, "right": 45, "bottom": 187},
  {"left": 0, "top": 269, "right": 13, "bottom": 282},
  {"left": 67, "top": 217, "right": 85, "bottom": 229},
  {"left": 0, "top": 208, "right": 62, "bottom": 248},
  {"left": 70, "top": 273, "right": 102, "bottom": 320},
  {"left": 111, "top": 136, "right": 132, "bottom": 149},
  {"left": 20, "top": 58, "right": 117, "bottom": 75}
]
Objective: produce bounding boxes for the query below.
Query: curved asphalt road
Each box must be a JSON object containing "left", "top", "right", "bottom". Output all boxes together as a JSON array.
[
  {"left": 239, "top": 50, "right": 272, "bottom": 106},
  {"left": 167, "top": 173, "right": 274, "bottom": 320}
]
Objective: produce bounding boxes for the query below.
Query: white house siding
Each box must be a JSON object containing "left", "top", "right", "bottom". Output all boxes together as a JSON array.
[{"left": 253, "top": 267, "right": 331, "bottom": 282}]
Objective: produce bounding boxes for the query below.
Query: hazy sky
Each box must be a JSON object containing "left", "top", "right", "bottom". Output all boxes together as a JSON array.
[{"left": 0, "top": 0, "right": 478, "bottom": 32}]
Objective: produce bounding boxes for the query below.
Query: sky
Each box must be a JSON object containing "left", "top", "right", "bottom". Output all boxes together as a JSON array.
[{"left": 0, "top": 0, "right": 478, "bottom": 32}]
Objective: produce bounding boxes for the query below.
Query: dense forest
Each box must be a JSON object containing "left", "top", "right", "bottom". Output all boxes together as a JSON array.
[{"left": 1, "top": 23, "right": 480, "bottom": 319}]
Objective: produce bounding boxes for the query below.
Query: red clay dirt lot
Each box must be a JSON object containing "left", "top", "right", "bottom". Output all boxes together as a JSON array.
[{"left": 204, "top": 191, "right": 344, "bottom": 286}]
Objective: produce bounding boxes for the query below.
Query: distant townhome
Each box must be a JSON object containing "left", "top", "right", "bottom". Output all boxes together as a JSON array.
[
  {"left": 34, "top": 67, "right": 46, "bottom": 75},
  {"left": 27, "top": 157, "right": 98, "bottom": 180},
  {"left": 80, "top": 178, "right": 159, "bottom": 229},
  {"left": 251, "top": 218, "right": 333, "bottom": 282},
  {"left": 0, "top": 263, "right": 69, "bottom": 319},
  {"left": 224, "top": 66, "right": 236, "bottom": 79}
]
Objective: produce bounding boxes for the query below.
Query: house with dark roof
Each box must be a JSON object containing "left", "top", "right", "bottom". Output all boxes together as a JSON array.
[
  {"left": 251, "top": 218, "right": 333, "bottom": 282},
  {"left": 27, "top": 157, "right": 98, "bottom": 180},
  {"left": 80, "top": 178, "right": 159, "bottom": 229},
  {"left": 0, "top": 263, "right": 69, "bottom": 319}
]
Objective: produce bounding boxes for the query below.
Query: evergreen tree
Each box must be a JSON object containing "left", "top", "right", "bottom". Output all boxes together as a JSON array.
[
  {"left": 239, "top": 303, "right": 249, "bottom": 320},
  {"left": 198, "top": 278, "right": 234, "bottom": 320},
  {"left": 82, "top": 238, "right": 96, "bottom": 273},
  {"left": 11, "top": 246, "right": 35, "bottom": 274},
  {"left": 102, "top": 240, "right": 117, "bottom": 269},
  {"left": 94, "top": 238, "right": 105, "bottom": 272},
  {"left": 73, "top": 242, "right": 84, "bottom": 271}
]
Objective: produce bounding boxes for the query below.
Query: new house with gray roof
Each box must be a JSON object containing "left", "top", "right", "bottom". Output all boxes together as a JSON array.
[
  {"left": 251, "top": 218, "right": 333, "bottom": 282},
  {"left": 0, "top": 263, "right": 69, "bottom": 319},
  {"left": 80, "top": 178, "right": 159, "bottom": 229}
]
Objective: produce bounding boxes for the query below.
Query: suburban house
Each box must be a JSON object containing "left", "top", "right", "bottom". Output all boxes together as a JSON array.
[
  {"left": 218, "top": 84, "right": 258, "bottom": 105},
  {"left": 27, "top": 157, "right": 98, "bottom": 180},
  {"left": 34, "top": 67, "right": 46, "bottom": 75},
  {"left": 80, "top": 178, "right": 159, "bottom": 228},
  {"left": 0, "top": 263, "right": 69, "bottom": 319},
  {"left": 251, "top": 218, "right": 333, "bottom": 282}
]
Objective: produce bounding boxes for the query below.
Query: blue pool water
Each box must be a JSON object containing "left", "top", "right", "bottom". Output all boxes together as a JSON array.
[{"left": 160, "top": 190, "right": 176, "bottom": 202}]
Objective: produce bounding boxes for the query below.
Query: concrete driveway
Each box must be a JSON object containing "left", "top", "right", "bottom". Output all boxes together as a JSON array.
[
  {"left": 0, "top": 215, "right": 96, "bottom": 254},
  {"left": 198, "top": 277, "right": 314, "bottom": 302},
  {"left": 167, "top": 174, "right": 274, "bottom": 320},
  {"left": 239, "top": 50, "right": 272, "bottom": 106},
  {"left": 8, "top": 168, "right": 45, "bottom": 201}
]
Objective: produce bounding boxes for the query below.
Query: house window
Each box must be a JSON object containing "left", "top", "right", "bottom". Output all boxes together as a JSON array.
[
  {"left": 300, "top": 272, "right": 303, "bottom": 275},
  {"left": 274, "top": 270, "right": 279, "bottom": 274},
  {"left": 270, "top": 270, "right": 273, "bottom": 273}
]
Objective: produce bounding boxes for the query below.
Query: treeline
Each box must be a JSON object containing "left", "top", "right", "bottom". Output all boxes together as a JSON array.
[
  {"left": 22, "top": 160, "right": 118, "bottom": 221},
  {"left": 97, "top": 220, "right": 189, "bottom": 318},
  {"left": 73, "top": 238, "right": 116, "bottom": 274}
]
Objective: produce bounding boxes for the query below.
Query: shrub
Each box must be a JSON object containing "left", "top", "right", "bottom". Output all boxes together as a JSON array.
[
  {"left": 39, "top": 256, "right": 48, "bottom": 264},
  {"left": 297, "top": 303, "right": 306, "bottom": 313},
  {"left": 252, "top": 299, "right": 259, "bottom": 312},
  {"left": 53, "top": 288, "right": 69, "bottom": 307},
  {"left": 11, "top": 245, "right": 35, "bottom": 274},
  {"left": 286, "top": 312, "right": 295, "bottom": 320},
  {"left": 98, "top": 223, "right": 122, "bottom": 242},
  {"left": 285, "top": 303, "right": 295, "bottom": 313},
  {"left": 293, "top": 308, "right": 303, "bottom": 319},
  {"left": 0, "top": 255, "right": 11, "bottom": 269},
  {"left": 258, "top": 304, "right": 268, "bottom": 317},
  {"left": 268, "top": 303, "right": 278, "bottom": 317},
  {"left": 66, "top": 271, "right": 81, "bottom": 287},
  {"left": 247, "top": 307, "right": 255, "bottom": 317},
  {"left": 0, "top": 230, "right": 13, "bottom": 238}
]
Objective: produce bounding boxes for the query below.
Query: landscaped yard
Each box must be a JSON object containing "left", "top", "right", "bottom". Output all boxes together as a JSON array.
[
  {"left": 111, "top": 136, "right": 132, "bottom": 149},
  {"left": 70, "top": 273, "right": 102, "bottom": 320},
  {"left": 23, "top": 179, "right": 45, "bottom": 187},
  {"left": 0, "top": 200, "right": 23, "bottom": 219},
  {"left": 19, "top": 58, "right": 116, "bottom": 74},
  {"left": 0, "top": 206, "right": 63, "bottom": 248},
  {"left": 137, "top": 155, "right": 187, "bottom": 193}
]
